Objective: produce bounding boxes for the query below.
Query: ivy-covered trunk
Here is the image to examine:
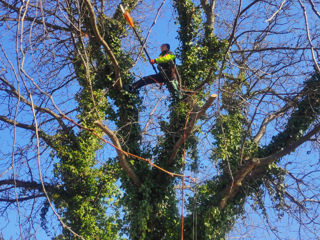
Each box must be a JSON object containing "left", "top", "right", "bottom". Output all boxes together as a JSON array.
[{"left": 2, "top": 0, "right": 320, "bottom": 239}]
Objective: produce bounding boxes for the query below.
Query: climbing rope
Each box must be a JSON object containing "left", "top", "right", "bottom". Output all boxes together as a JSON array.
[
  {"left": 180, "top": 94, "right": 197, "bottom": 239},
  {"left": 59, "top": 112, "right": 195, "bottom": 181}
]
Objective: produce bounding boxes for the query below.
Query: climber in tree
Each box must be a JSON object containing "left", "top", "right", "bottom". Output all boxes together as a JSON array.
[{"left": 130, "top": 43, "right": 182, "bottom": 99}]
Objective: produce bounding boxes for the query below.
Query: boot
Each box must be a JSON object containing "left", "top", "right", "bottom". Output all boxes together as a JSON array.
[{"left": 171, "top": 79, "right": 182, "bottom": 100}]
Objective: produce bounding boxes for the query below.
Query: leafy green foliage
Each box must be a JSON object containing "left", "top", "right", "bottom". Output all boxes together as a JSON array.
[
  {"left": 212, "top": 113, "right": 257, "bottom": 173},
  {"left": 262, "top": 72, "right": 320, "bottom": 156},
  {"left": 174, "top": 0, "right": 227, "bottom": 92},
  {"left": 46, "top": 4, "right": 136, "bottom": 239},
  {"left": 199, "top": 72, "right": 320, "bottom": 239}
]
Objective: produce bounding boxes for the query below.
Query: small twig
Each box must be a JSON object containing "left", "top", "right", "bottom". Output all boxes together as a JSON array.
[{"left": 265, "top": 0, "right": 287, "bottom": 22}]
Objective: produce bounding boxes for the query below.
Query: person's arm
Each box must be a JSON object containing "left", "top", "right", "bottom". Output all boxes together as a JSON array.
[{"left": 155, "top": 53, "right": 176, "bottom": 64}]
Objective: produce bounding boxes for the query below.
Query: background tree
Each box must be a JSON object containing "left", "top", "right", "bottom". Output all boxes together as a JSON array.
[{"left": 0, "top": 0, "right": 320, "bottom": 239}]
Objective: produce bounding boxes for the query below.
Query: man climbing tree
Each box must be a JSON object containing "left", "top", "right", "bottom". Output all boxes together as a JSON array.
[{"left": 130, "top": 43, "right": 182, "bottom": 99}]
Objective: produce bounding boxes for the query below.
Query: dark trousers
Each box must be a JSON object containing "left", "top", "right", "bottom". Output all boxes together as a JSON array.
[
  {"left": 131, "top": 73, "right": 181, "bottom": 100},
  {"left": 132, "top": 73, "right": 167, "bottom": 90}
]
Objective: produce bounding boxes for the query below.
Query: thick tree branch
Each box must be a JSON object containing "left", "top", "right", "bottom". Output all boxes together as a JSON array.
[
  {"left": 94, "top": 120, "right": 141, "bottom": 187},
  {"left": 0, "top": 115, "right": 54, "bottom": 146},
  {"left": 218, "top": 158, "right": 259, "bottom": 209},
  {"left": 83, "top": 0, "right": 122, "bottom": 89},
  {"left": 219, "top": 123, "right": 320, "bottom": 209},
  {"left": 258, "top": 123, "right": 320, "bottom": 167},
  {"left": 167, "top": 94, "right": 217, "bottom": 166},
  {"left": 0, "top": 179, "right": 58, "bottom": 193},
  {"left": 0, "top": 76, "right": 67, "bottom": 131},
  {"left": 231, "top": 47, "right": 320, "bottom": 53},
  {"left": 0, "top": 195, "right": 46, "bottom": 203},
  {"left": 0, "top": 115, "right": 34, "bottom": 131},
  {"left": 200, "top": 0, "right": 216, "bottom": 33}
]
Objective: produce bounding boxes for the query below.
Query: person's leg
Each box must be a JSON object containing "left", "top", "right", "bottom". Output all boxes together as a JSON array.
[
  {"left": 171, "top": 79, "right": 182, "bottom": 99},
  {"left": 132, "top": 74, "right": 165, "bottom": 90},
  {"left": 165, "top": 78, "right": 182, "bottom": 100}
]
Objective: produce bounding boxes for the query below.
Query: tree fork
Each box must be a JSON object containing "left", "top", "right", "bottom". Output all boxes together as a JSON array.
[
  {"left": 94, "top": 120, "right": 141, "bottom": 186},
  {"left": 167, "top": 94, "right": 217, "bottom": 166}
]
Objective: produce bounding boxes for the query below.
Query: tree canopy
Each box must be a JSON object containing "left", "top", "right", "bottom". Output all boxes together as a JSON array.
[{"left": 0, "top": 0, "right": 320, "bottom": 239}]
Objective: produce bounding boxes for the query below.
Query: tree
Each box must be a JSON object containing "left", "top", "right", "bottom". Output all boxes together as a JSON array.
[{"left": 0, "top": 0, "right": 320, "bottom": 239}]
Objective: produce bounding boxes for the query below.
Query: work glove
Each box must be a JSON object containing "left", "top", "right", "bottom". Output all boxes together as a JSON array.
[{"left": 150, "top": 59, "right": 156, "bottom": 64}]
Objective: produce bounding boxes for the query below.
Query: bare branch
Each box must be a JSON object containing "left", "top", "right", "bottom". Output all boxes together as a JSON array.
[
  {"left": 253, "top": 91, "right": 304, "bottom": 143},
  {"left": 0, "top": 0, "right": 72, "bottom": 32},
  {"left": 0, "top": 76, "right": 67, "bottom": 131},
  {"left": 298, "top": 0, "right": 320, "bottom": 73},
  {"left": 266, "top": 0, "right": 287, "bottom": 23},
  {"left": 269, "top": 179, "right": 307, "bottom": 212},
  {"left": 228, "top": 0, "right": 243, "bottom": 45},
  {"left": 0, "top": 195, "right": 45, "bottom": 203},
  {"left": 142, "top": 97, "right": 163, "bottom": 135},
  {"left": 308, "top": 0, "right": 320, "bottom": 19},
  {"left": 200, "top": 0, "right": 216, "bottom": 32},
  {"left": 239, "top": 0, "right": 261, "bottom": 16},
  {"left": 0, "top": 115, "right": 54, "bottom": 146}
]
